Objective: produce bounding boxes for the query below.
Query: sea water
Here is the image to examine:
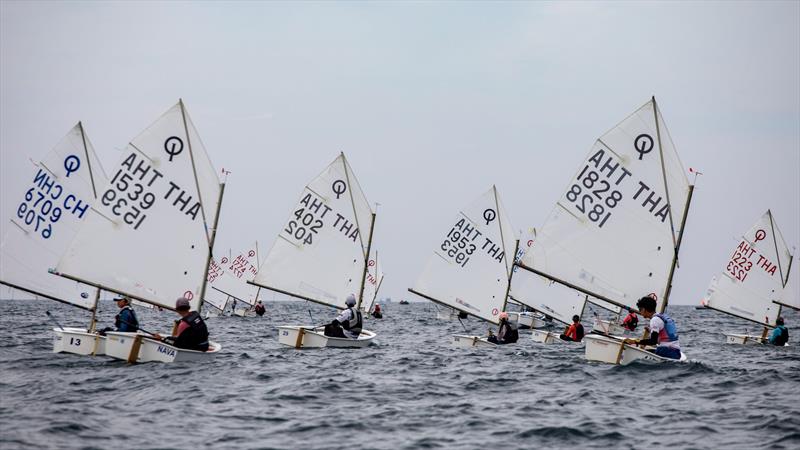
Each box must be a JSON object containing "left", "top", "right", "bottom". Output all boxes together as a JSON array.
[{"left": 0, "top": 300, "right": 798, "bottom": 449}]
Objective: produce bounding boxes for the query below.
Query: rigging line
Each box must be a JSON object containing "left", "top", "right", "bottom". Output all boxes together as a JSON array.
[
  {"left": 767, "top": 210, "right": 786, "bottom": 286},
  {"left": 652, "top": 97, "right": 678, "bottom": 250},
  {"left": 179, "top": 99, "right": 212, "bottom": 247},
  {"left": 341, "top": 153, "right": 368, "bottom": 258},
  {"left": 78, "top": 122, "right": 98, "bottom": 199}
]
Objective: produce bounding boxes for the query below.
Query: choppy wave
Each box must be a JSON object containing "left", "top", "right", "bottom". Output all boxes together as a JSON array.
[{"left": 1, "top": 301, "right": 798, "bottom": 450}]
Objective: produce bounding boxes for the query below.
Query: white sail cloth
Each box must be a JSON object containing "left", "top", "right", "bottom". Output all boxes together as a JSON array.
[
  {"left": 362, "top": 250, "right": 384, "bottom": 312},
  {"left": 519, "top": 98, "right": 691, "bottom": 312},
  {"left": 253, "top": 154, "right": 374, "bottom": 310},
  {"left": 57, "top": 101, "right": 222, "bottom": 311},
  {"left": 411, "top": 186, "right": 515, "bottom": 324},
  {"left": 1, "top": 123, "right": 107, "bottom": 310},
  {"left": 702, "top": 210, "right": 793, "bottom": 326}
]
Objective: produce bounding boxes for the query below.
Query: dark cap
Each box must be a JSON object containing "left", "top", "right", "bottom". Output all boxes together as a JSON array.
[{"left": 175, "top": 297, "right": 191, "bottom": 310}]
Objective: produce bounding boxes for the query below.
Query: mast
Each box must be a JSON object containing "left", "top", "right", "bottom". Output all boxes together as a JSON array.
[
  {"left": 198, "top": 182, "right": 226, "bottom": 311},
  {"left": 501, "top": 239, "right": 520, "bottom": 313},
  {"left": 356, "top": 213, "right": 377, "bottom": 310},
  {"left": 659, "top": 184, "right": 695, "bottom": 313},
  {"left": 88, "top": 288, "right": 101, "bottom": 332}
]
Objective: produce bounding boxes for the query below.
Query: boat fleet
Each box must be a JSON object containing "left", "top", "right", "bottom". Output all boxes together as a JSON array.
[{"left": 1, "top": 97, "right": 796, "bottom": 366}]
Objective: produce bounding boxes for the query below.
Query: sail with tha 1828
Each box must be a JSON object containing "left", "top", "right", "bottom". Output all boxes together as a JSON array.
[
  {"left": 702, "top": 210, "right": 793, "bottom": 326},
  {"left": 252, "top": 153, "right": 374, "bottom": 310},
  {"left": 518, "top": 98, "right": 691, "bottom": 313},
  {"left": 410, "top": 186, "right": 515, "bottom": 325},
  {"left": 56, "top": 101, "right": 222, "bottom": 311},
  {"left": 1, "top": 123, "right": 107, "bottom": 310}
]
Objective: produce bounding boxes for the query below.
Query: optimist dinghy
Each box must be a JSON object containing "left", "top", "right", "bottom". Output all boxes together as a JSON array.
[
  {"left": 701, "top": 211, "right": 794, "bottom": 346},
  {"left": 515, "top": 98, "right": 695, "bottom": 364},
  {"left": 53, "top": 100, "right": 227, "bottom": 363},
  {"left": 250, "top": 154, "right": 378, "bottom": 348},
  {"left": 408, "top": 186, "right": 518, "bottom": 347},
  {"left": 583, "top": 334, "right": 686, "bottom": 365},
  {"left": 0, "top": 123, "right": 109, "bottom": 355}
]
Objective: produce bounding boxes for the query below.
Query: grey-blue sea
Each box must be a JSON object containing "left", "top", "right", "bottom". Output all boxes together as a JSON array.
[{"left": 1, "top": 300, "right": 798, "bottom": 450}]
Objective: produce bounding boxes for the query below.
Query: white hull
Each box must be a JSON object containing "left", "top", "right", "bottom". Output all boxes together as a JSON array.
[
  {"left": 724, "top": 333, "right": 766, "bottom": 345},
  {"left": 592, "top": 318, "right": 626, "bottom": 336},
  {"left": 452, "top": 334, "right": 497, "bottom": 348},
  {"left": 530, "top": 328, "right": 557, "bottom": 344},
  {"left": 507, "top": 312, "right": 537, "bottom": 329},
  {"left": 233, "top": 308, "right": 256, "bottom": 318},
  {"left": 104, "top": 331, "right": 221, "bottom": 363},
  {"left": 277, "top": 325, "right": 376, "bottom": 348},
  {"left": 52, "top": 328, "right": 106, "bottom": 356},
  {"left": 583, "top": 334, "right": 686, "bottom": 365}
]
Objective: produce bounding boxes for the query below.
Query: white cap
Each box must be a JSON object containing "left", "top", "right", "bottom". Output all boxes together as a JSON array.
[{"left": 345, "top": 294, "right": 356, "bottom": 306}]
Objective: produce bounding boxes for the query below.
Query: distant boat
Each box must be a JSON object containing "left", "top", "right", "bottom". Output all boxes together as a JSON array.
[
  {"left": 399, "top": 300, "right": 410, "bottom": 305},
  {"left": 701, "top": 211, "right": 794, "bottom": 345}
]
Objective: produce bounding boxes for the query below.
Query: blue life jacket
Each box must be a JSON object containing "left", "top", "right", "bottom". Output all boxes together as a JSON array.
[
  {"left": 654, "top": 313, "right": 679, "bottom": 343},
  {"left": 771, "top": 325, "right": 788, "bottom": 346}
]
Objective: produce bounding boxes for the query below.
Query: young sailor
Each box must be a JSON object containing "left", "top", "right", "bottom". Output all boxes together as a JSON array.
[
  {"left": 621, "top": 310, "right": 639, "bottom": 331},
  {"left": 254, "top": 300, "right": 266, "bottom": 317},
  {"left": 152, "top": 297, "right": 210, "bottom": 351},
  {"left": 371, "top": 303, "right": 383, "bottom": 319},
  {"left": 324, "top": 294, "right": 363, "bottom": 339},
  {"left": 99, "top": 296, "right": 139, "bottom": 334},
  {"left": 487, "top": 312, "right": 519, "bottom": 345},
  {"left": 560, "top": 315, "right": 585, "bottom": 342},
  {"left": 624, "top": 296, "right": 681, "bottom": 359},
  {"left": 768, "top": 317, "right": 789, "bottom": 346}
]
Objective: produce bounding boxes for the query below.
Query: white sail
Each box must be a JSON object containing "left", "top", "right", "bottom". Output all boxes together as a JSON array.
[
  {"left": 702, "top": 211, "right": 792, "bottom": 326},
  {"left": 410, "top": 186, "right": 515, "bottom": 324},
  {"left": 252, "top": 154, "right": 374, "bottom": 310},
  {"left": 203, "top": 256, "right": 232, "bottom": 311},
  {"left": 56, "top": 101, "right": 222, "bottom": 311},
  {"left": 1, "top": 123, "right": 107, "bottom": 310},
  {"left": 225, "top": 242, "right": 261, "bottom": 305},
  {"left": 510, "top": 233, "right": 587, "bottom": 324},
  {"left": 362, "top": 250, "right": 384, "bottom": 312},
  {"left": 587, "top": 298, "right": 623, "bottom": 315},
  {"left": 519, "top": 98, "right": 691, "bottom": 312}
]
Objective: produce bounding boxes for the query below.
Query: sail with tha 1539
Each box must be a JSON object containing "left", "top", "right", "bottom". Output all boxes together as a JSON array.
[{"left": 55, "top": 101, "right": 223, "bottom": 312}]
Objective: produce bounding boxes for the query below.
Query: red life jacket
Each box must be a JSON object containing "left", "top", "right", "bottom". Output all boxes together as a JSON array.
[{"left": 566, "top": 324, "right": 578, "bottom": 340}]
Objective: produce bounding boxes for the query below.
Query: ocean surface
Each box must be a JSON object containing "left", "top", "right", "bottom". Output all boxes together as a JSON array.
[{"left": 0, "top": 300, "right": 798, "bottom": 450}]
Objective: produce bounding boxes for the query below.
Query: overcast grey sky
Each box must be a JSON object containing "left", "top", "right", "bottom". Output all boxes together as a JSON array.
[{"left": 2, "top": 1, "right": 798, "bottom": 306}]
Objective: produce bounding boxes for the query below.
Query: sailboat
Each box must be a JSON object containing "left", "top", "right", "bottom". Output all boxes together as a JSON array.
[
  {"left": 53, "top": 100, "right": 226, "bottom": 363},
  {"left": 360, "top": 249, "right": 385, "bottom": 316},
  {"left": 0, "top": 123, "right": 108, "bottom": 355},
  {"left": 516, "top": 97, "right": 694, "bottom": 364},
  {"left": 510, "top": 231, "right": 624, "bottom": 344},
  {"left": 701, "top": 211, "right": 793, "bottom": 345},
  {"left": 408, "top": 186, "right": 517, "bottom": 348},
  {"left": 250, "top": 153, "right": 377, "bottom": 348},
  {"left": 227, "top": 242, "right": 262, "bottom": 316}
]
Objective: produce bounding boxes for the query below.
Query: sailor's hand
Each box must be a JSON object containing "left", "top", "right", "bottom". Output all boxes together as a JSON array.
[{"left": 151, "top": 333, "right": 162, "bottom": 340}]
